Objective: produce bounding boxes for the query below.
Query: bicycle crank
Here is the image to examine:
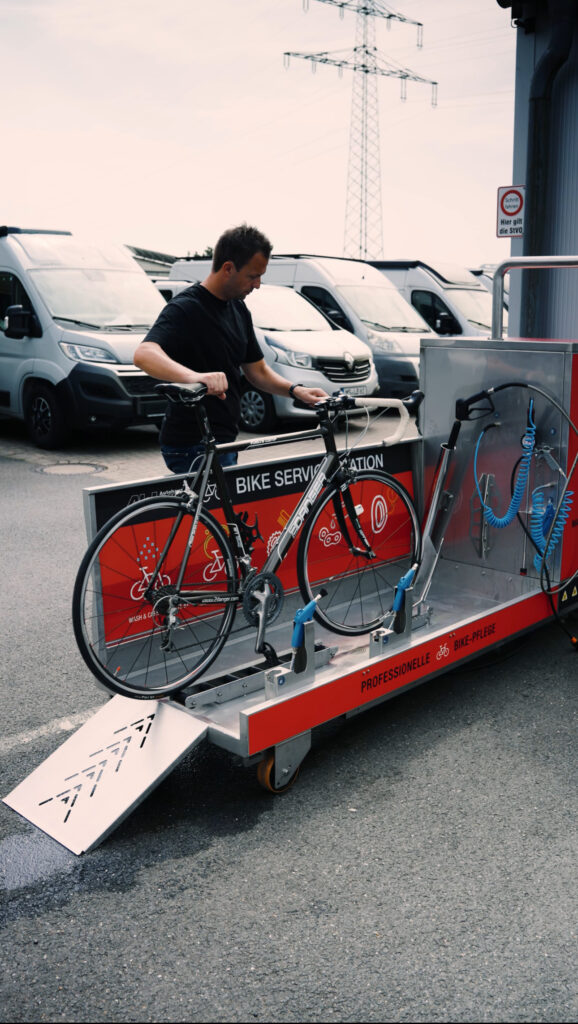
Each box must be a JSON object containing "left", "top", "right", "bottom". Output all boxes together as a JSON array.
[{"left": 242, "top": 572, "right": 284, "bottom": 628}]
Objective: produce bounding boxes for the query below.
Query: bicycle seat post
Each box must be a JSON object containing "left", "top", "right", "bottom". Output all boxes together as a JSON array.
[{"left": 193, "top": 399, "right": 217, "bottom": 450}]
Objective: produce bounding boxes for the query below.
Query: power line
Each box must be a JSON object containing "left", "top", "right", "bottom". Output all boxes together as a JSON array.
[{"left": 284, "top": 0, "right": 437, "bottom": 259}]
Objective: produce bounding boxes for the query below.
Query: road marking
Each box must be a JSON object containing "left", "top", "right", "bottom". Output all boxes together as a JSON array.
[{"left": 0, "top": 708, "right": 103, "bottom": 756}]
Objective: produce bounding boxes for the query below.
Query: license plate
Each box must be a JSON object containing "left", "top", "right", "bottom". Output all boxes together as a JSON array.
[{"left": 344, "top": 385, "right": 367, "bottom": 396}]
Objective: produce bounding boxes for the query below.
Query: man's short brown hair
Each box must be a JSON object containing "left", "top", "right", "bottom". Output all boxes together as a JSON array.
[{"left": 212, "top": 224, "right": 272, "bottom": 272}]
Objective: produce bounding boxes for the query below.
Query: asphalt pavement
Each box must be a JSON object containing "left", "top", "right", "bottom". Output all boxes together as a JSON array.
[{"left": 0, "top": 416, "right": 576, "bottom": 1024}]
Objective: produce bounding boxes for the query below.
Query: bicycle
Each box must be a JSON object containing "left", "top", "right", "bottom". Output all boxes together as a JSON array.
[{"left": 72, "top": 383, "right": 422, "bottom": 699}]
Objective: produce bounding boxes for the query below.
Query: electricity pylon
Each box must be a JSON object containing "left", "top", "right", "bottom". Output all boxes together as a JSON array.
[{"left": 284, "top": 0, "right": 437, "bottom": 260}]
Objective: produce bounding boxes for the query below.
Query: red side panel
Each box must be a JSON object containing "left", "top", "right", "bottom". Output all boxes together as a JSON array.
[{"left": 245, "top": 591, "right": 551, "bottom": 755}]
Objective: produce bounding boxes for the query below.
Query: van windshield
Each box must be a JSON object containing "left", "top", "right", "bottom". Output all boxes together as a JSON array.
[
  {"left": 29, "top": 268, "right": 165, "bottom": 329},
  {"left": 245, "top": 285, "right": 330, "bottom": 331},
  {"left": 339, "top": 285, "right": 428, "bottom": 332},
  {"left": 445, "top": 287, "right": 504, "bottom": 331}
]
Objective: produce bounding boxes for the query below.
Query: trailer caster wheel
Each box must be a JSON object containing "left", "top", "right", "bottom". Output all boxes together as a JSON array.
[{"left": 257, "top": 753, "right": 300, "bottom": 794}]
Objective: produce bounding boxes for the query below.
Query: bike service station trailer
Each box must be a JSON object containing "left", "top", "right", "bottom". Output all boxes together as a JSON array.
[{"left": 5, "top": 264, "right": 578, "bottom": 854}]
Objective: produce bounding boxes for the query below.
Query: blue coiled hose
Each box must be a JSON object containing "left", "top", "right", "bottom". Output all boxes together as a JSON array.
[
  {"left": 474, "top": 401, "right": 536, "bottom": 529},
  {"left": 530, "top": 488, "right": 574, "bottom": 571}
]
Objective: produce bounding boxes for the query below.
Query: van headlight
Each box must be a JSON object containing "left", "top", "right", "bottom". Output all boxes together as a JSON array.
[
  {"left": 59, "top": 342, "right": 119, "bottom": 363},
  {"left": 269, "top": 343, "right": 313, "bottom": 369},
  {"left": 366, "top": 330, "right": 401, "bottom": 353}
]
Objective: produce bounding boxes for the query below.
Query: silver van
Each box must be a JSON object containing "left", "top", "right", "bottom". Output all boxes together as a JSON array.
[
  {"left": 243, "top": 284, "right": 378, "bottom": 430},
  {"left": 0, "top": 227, "right": 166, "bottom": 447}
]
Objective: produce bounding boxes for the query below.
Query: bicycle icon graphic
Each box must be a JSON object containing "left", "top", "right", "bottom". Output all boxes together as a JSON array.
[
  {"left": 203, "top": 548, "right": 226, "bottom": 582},
  {"left": 130, "top": 566, "right": 172, "bottom": 602},
  {"left": 436, "top": 642, "right": 450, "bottom": 661}
]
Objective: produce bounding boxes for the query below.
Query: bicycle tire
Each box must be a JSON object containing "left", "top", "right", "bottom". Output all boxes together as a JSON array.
[
  {"left": 297, "top": 470, "right": 421, "bottom": 635},
  {"left": 72, "top": 495, "right": 238, "bottom": 698}
]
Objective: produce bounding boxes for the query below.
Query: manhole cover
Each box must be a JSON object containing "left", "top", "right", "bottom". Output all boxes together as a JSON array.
[{"left": 37, "top": 462, "right": 106, "bottom": 476}]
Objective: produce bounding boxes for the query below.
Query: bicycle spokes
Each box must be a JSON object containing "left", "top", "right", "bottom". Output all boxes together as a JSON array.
[
  {"left": 75, "top": 501, "right": 237, "bottom": 696},
  {"left": 298, "top": 473, "right": 420, "bottom": 636}
]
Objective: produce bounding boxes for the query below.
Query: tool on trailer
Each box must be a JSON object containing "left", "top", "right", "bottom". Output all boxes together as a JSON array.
[
  {"left": 461, "top": 382, "right": 578, "bottom": 649},
  {"left": 530, "top": 485, "right": 574, "bottom": 573},
  {"left": 391, "top": 563, "right": 418, "bottom": 634},
  {"left": 290, "top": 590, "right": 327, "bottom": 673},
  {"left": 470, "top": 389, "right": 575, "bottom": 580},
  {"left": 473, "top": 400, "right": 536, "bottom": 529}
]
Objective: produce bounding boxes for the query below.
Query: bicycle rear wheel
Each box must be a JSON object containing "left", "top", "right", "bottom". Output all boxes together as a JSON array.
[
  {"left": 72, "top": 496, "right": 237, "bottom": 698},
  {"left": 297, "top": 471, "right": 421, "bottom": 635}
]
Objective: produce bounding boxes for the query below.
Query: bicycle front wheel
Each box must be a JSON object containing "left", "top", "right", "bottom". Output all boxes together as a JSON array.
[
  {"left": 72, "top": 496, "right": 237, "bottom": 698},
  {"left": 297, "top": 471, "right": 421, "bottom": 635}
]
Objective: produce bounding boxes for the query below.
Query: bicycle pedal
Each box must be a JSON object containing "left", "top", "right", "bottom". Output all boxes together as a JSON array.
[{"left": 258, "top": 641, "right": 280, "bottom": 668}]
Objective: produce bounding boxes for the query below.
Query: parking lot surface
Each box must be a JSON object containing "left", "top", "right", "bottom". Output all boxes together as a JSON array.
[{"left": 0, "top": 417, "right": 576, "bottom": 1024}]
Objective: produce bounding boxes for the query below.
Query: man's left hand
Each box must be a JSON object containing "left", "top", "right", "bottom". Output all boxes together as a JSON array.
[{"left": 292, "top": 386, "right": 328, "bottom": 406}]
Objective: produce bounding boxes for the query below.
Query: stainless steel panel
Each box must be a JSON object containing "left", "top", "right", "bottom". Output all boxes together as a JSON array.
[{"left": 419, "top": 338, "right": 573, "bottom": 591}]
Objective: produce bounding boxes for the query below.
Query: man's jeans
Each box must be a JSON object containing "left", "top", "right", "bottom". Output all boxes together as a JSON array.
[{"left": 161, "top": 444, "right": 238, "bottom": 475}]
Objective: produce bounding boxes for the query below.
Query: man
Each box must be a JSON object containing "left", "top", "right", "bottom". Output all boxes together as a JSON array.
[{"left": 134, "top": 224, "right": 328, "bottom": 473}]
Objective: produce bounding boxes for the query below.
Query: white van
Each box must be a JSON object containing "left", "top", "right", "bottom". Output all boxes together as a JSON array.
[
  {"left": 152, "top": 278, "right": 189, "bottom": 302},
  {"left": 470, "top": 264, "right": 510, "bottom": 310},
  {"left": 154, "top": 276, "right": 379, "bottom": 431},
  {"left": 169, "top": 255, "right": 432, "bottom": 397},
  {"left": 370, "top": 260, "right": 500, "bottom": 337},
  {"left": 0, "top": 226, "right": 166, "bottom": 448}
]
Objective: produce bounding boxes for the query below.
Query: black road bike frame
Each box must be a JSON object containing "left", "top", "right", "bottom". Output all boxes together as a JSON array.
[{"left": 146, "top": 393, "right": 373, "bottom": 619}]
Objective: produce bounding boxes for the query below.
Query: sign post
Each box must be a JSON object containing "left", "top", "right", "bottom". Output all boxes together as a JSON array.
[{"left": 497, "top": 186, "right": 525, "bottom": 237}]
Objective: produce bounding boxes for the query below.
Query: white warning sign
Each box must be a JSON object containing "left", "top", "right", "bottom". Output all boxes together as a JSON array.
[{"left": 497, "top": 186, "right": 525, "bottom": 237}]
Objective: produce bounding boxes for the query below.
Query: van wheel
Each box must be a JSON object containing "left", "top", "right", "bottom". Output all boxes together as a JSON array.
[
  {"left": 24, "top": 384, "right": 68, "bottom": 449},
  {"left": 240, "top": 384, "right": 277, "bottom": 433}
]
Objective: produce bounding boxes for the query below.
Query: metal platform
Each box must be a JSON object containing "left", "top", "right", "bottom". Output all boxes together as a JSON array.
[{"left": 3, "top": 559, "right": 550, "bottom": 855}]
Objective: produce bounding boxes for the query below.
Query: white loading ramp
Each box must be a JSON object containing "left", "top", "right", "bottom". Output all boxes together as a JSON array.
[{"left": 3, "top": 696, "right": 209, "bottom": 855}]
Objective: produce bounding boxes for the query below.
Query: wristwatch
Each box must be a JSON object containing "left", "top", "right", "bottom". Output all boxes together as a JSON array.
[{"left": 289, "top": 383, "right": 305, "bottom": 398}]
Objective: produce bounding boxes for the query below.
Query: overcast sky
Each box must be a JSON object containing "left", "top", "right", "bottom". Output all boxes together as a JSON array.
[{"left": 1, "top": 0, "right": 518, "bottom": 269}]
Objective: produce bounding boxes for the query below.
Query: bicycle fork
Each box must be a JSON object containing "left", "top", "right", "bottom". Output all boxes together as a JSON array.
[{"left": 331, "top": 486, "right": 376, "bottom": 559}]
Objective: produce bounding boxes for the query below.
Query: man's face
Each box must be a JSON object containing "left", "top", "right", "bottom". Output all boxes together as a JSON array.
[{"left": 223, "top": 251, "right": 269, "bottom": 300}]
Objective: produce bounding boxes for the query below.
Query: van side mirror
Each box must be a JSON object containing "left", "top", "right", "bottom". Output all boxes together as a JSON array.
[
  {"left": 435, "top": 311, "right": 459, "bottom": 335},
  {"left": 3, "top": 304, "right": 42, "bottom": 339},
  {"left": 325, "top": 308, "right": 351, "bottom": 331}
]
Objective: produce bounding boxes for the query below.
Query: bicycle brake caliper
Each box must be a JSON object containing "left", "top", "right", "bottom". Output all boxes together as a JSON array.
[{"left": 235, "top": 510, "right": 264, "bottom": 553}]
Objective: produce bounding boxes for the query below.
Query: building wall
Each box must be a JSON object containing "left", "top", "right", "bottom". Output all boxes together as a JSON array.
[{"left": 505, "top": 2, "right": 578, "bottom": 339}]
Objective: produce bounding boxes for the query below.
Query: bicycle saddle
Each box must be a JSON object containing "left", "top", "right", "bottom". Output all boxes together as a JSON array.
[{"left": 155, "top": 382, "right": 208, "bottom": 404}]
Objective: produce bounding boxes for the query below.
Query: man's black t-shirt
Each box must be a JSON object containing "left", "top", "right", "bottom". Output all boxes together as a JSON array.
[{"left": 144, "top": 283, "right": 263, "bottom": 446}]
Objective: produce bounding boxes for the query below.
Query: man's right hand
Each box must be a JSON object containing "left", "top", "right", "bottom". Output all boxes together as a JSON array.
[
  {"left": 197, "top": 371, "right": 228, "bottom": 400},
  {"left": 134, "top": 343, "right": 229, "bottom": 399}
]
